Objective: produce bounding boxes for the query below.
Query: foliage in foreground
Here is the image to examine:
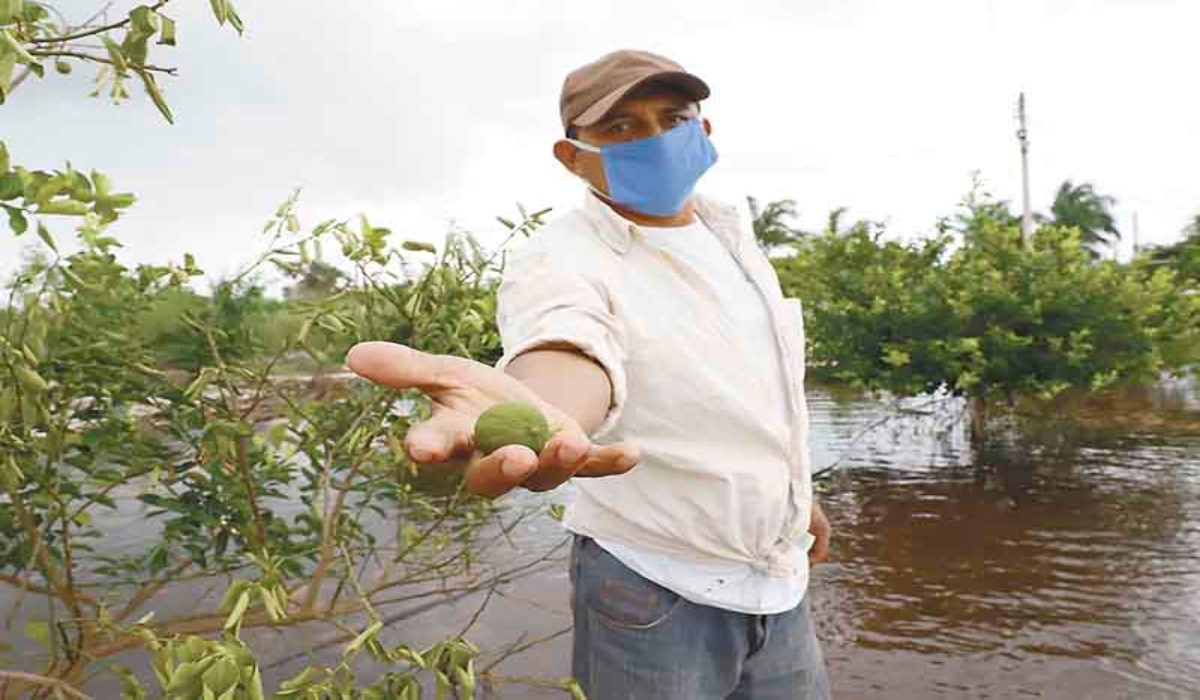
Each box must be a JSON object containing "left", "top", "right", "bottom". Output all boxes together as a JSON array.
[{"left": 0, "top": 141, "right": 575, "bottom": 698}]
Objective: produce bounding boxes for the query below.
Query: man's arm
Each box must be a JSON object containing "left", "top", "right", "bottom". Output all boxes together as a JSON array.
[{"left": 504, "top": 343, "right": 613, "bottom": 435}]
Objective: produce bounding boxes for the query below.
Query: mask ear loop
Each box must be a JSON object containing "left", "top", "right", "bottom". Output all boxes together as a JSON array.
[
  {"left": 565, "top": 139, "right": 613, "bottom": 203},
  {"left": 566, "top": 138, "right": 601, "bottom": 153}
]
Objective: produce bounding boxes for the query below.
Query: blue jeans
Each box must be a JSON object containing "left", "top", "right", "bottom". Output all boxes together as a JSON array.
[{"left": 570, "top": 536, "right": 832, "bottom": 700}]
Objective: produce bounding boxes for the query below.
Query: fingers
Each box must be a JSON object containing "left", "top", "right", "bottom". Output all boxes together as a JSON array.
[
  {"left": 520, "top": 432, "right": 592, "bottom": 492},
  {"left": 809, "top": 535, "right": 830, "bottom": 565},
  {"left": 574, "top": 441, "right": 641, "bottom": 478},
  {"left": 809, "top": 503, "right": 832, "bottom": 565},
  {"left": 345, "top": 342, "right": 456, "bottom": 393},
  {"left": 464, "top": 444, "right": 539, "bottom": 499},
  {"left": 462, "top": 434, "right": 641, "bottom": 497},
  {"left": 404, "top": 411, "right": 474, "bottom": 463}
]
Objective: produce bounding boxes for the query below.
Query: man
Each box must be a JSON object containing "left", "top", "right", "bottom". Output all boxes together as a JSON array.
[{"left": 347, "top": 49, "right": 832, "bottom": 699}]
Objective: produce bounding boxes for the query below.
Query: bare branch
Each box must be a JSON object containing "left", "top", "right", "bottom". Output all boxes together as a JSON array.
[{"left": 0, "top": 671, "right": 92, "bottom": 700}]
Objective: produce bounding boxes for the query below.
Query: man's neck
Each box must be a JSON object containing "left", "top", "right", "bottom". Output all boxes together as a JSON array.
[{"left": 593, "top": 192, "right": 698, "bottom": 228}]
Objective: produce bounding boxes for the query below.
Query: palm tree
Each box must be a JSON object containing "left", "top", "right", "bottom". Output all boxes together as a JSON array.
[
  {"left": 1149, "top": 213, "right": 1200, "bottom": 282},
  {"left": 747, "top": 196, "right": 806, "bottom": 254},
  {"left": 1045, "top": 180, "right": 1120, "bottom": 257}
]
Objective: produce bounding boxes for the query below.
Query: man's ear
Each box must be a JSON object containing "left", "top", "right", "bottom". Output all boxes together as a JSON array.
[
  {"left": 702, "top": 117, "right": 713, "bottom": 138},
  {"left": 553, "top": 140, "right": 583, "bottom": 175}
]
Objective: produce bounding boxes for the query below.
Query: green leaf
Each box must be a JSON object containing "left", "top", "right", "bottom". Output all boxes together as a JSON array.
[
  {"left": 34, "top": 174, "right": 67, "bottom": 204},
  {"left": 107, "top": 192, "right": 136, "bottom": 208},
  {"left": 343, "top": 619, "right": 384, "bottom": 657},
  {"left": 36, "top": 200, "right": 88, "bottom": 216},
  {"left": 130, "top": 5, "right": 160, "bottom": 35},
  {"left": 0, "top": 0, "right": 24, "bottom": 26},
  {"left": 137, "top": 69, "right": 174, "bottom": 124},
  {"left": 92, "top": 171, "right": 112, "bottom": 197},
  {"left": 223, "top": 589, "right": 251, "bottom": 631},
  {"left": 245, "top": 664, "right": 264, "bottom": 700},
  {"left": 0, "top": 28, "right": 37, "bottom": 65},
  {"left": 36, "top": 221, "right": 55, "bottom": 250},
  {"left": 3, "top": 203, "right": 26, "bottom": 234},
  {"left": 453, "top": 665, "right": 476, "bottom": 699},
  {"left": 148, "top": 544, "right": 169, "bottom": 573},
  {"left": 209, "top": 0, "right": 227, "bottom": 24},
  {"left": 0, "top": 52, "right": 15, "bottom": 104},
  {"left": 166, "top": 659, "right": 213, "bottom": 697},
  {"left": 0, "top": 456, "right": 23, "bottom": 493},
  {"left": 111, "top": 663, "right": 147, "bottom": 700},
  {"left": 20, "top": 1, "right": 46, "bottom": 23},
  {"left": 102, "top": 36, "right": 129, "bottom": 73},
  {"left": 402, "top": 240, "right": 437, "bottom": 254},
  {"left": 16, "top": 365, "right": 48, "bottom": 393},
  {"left": 123, "top": 35, "right": 150, "bottom": 67},
  {"left": 277, "top": 667, "right": 315, "bottom": 694},
  {"left": 0, "top": 171, "right": 22, "bottom": 199},
  {"left": 226, "top": 2, "right": 244, "bottom": 34},
  {"left": 158, "top": 15, "right": 177, "bottom": 45},
  {"left": 0, "top": 140, "right": 8, "bottom": 173},
  {"left": 201, "top": 656, "right": 239, "bottom": 695}
]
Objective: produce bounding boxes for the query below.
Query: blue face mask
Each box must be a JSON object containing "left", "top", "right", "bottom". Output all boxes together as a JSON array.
[{"left": 567, "top": 117, "right": 718, "bottom": 217}]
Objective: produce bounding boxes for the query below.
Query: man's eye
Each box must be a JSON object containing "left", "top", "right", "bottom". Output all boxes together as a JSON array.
[{"left": 607, "top": 122, "right": 632, "bottom": 136}]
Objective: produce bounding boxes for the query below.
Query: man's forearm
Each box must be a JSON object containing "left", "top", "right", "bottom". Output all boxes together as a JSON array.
[{"left": 505, "top": 345, "right": 613, "bottom": 435}]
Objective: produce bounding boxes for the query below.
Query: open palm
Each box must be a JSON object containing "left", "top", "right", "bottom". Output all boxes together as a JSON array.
[{"left": 345, "top": 342, "right": 640, "bottom": 498}]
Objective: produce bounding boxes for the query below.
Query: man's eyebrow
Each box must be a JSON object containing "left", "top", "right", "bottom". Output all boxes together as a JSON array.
[
  {"left": 594, "top": 110, "right": 635, "bottom": 126},
  {"left": 593, "top": 101, "right": 695, "bottom": 128}
]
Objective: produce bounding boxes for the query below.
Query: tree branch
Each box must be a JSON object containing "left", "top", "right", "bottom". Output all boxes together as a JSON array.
[
  {"left": 25, "top": 0, "right": 171, "bottom": 45},
  {"left": 27, "top": 50, "right": 178, "bottom": 76},
  {"left": 113, "top": 558, "right": 195, "bottom": 624},
  {"left": 0, "top": 671, "right": 92, "bottom": 699}
]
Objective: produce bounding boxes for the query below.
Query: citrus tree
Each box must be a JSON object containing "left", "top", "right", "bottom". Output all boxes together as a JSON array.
[
  {"left": 2, "top": 2, "right": 580, "bottom": 697},
  {"left": 1, "top": 160, "right": 573, "bottom": 697},
  {"left": 773, "top": 184, "right": 1200, "bottom": 415}
]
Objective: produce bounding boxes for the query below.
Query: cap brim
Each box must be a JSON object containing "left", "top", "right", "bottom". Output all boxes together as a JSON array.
[{"left": 573, "top": 71, "right": 710, "bottom": 128}]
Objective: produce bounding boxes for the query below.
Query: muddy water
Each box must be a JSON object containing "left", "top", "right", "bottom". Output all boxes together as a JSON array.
[
  {"left": 4, "top": 379, "right": 1199, "bottom": 698},
  {"left": 433, "top": 381, "right": 1200, "bottom": 698}
]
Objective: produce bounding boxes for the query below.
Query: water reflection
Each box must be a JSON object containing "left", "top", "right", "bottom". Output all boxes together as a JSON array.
[{"left": 809, "top": 380, "right": 1200, "bottom": 697}]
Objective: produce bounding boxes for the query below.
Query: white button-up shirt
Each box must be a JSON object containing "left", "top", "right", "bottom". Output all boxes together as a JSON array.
[{"left": 495, "top": 191, "right": 814, "bottom": 587}]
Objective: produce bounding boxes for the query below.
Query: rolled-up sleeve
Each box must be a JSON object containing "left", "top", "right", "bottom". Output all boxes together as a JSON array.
[{"left": 494, "top": 248, "right": 627, "bottom": 438}]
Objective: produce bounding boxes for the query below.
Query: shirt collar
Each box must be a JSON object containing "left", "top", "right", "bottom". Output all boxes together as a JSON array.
[{"left": 579, "top": 189, "right": 744, "bottom": 256}]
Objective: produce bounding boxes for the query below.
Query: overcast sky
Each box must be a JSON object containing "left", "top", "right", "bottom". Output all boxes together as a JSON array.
[{"left": 4, "top": 0, "right": 1198, "bottom": 284}]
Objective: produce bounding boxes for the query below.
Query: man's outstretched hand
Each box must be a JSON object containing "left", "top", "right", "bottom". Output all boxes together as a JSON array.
[{"left": 345, "top": 341, "right": 640, "bottom": 498}]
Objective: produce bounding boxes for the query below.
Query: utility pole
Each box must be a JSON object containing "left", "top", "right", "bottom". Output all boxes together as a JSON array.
[
  {"left": 1132, "top": 212, "right": 1140, "bottom": 259},
  {"left": 1016, "top": 93, "right": 1033, "bottom": 249}
]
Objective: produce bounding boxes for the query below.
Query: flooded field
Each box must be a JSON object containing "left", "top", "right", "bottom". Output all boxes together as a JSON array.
[{"left": 3, "top": 378, "right": 1198, "bottom": 698}]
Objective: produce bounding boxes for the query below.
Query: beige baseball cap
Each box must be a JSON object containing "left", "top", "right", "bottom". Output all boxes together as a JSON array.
[{"left": 559, "top": 49, "right": 710, "bottom": 134}]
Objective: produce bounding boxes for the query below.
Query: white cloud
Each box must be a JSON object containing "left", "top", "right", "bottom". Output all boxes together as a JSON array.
[{"left": 3, "top": 0, "right": 1197, "bottom": 279}]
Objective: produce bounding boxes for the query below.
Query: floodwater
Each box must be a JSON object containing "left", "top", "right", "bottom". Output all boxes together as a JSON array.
[
  {"left": 2, "top": 377, "right": 1198, "bottom": 698},
  {"left": 409, "top": 379, "right": 1200, "bottom": 699}
]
